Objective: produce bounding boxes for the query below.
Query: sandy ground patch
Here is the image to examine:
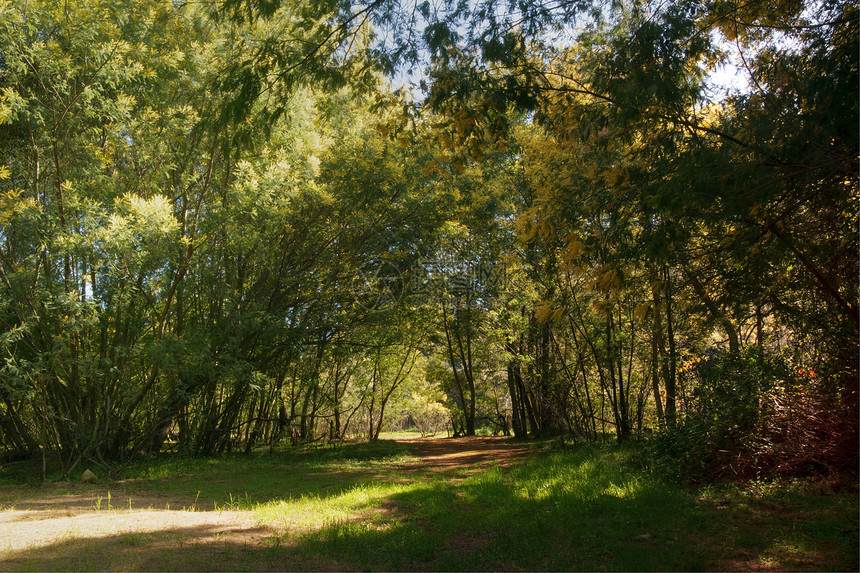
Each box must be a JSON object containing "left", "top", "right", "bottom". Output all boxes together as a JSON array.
[{"left": 0, "top": 508, "right": 257, "bottom": 552}]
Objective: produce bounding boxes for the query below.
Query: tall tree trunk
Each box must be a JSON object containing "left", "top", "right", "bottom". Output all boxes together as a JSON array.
[
  {"left": 650, "top": 310, "right": 665, "bottom": 429},
  {"left": 664, "top": 266, "right": 678, "bottom": 426},
  {"left": 506, "top": 354, "right": 527, "bottom": 438},
  {"left": 442, "top": 300, "right": 473, "bottom": 435}
]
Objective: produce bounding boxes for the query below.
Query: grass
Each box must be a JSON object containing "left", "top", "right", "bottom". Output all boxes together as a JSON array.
[
  {"left": 259, "top": 446, "right": 855, "bottom": 571},
  {"left": 0, "top": 438, "right": 856, "bottom": 571}
]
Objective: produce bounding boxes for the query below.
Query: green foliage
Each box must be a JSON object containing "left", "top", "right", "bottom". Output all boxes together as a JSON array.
[
  {"left": 692, "top": 348, "right": 780, "bottom": 441},
  {"left": 403, "top": 391, "right": 450, "bottom": 437},
  {"left": 650, "top": 349, "right": 760, "bottom": 482},
  {"left": 658, "top": 348, "right": 857, "bottom": 482}
]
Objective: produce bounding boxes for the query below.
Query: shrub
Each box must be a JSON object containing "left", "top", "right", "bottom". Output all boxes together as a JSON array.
[
  {"left": 410, "top": 393, "right": 451, "bottom": 437},
  {"left": 651, "top": 348, "right": 776, "bottom": 483},
  {"left": 650, "top": 348, "right": 858, "bottom": 484},
  {"left": 744, "top": 371, "right": 858, "bottom": 479}
]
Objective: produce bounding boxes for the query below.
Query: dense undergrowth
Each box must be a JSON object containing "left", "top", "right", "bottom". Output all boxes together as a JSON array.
[{"left": 650, "top": 348, "right": 858, "bottom": 485}]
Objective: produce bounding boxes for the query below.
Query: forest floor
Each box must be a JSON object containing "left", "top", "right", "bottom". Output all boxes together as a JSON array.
[{"left": 0, "top": 436, "right": 856, "bottom": 571}]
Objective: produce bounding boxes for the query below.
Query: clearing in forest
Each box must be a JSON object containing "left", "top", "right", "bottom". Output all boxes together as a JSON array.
[{"left": 0, "top": 436, "right": 856, "bottom": 571}]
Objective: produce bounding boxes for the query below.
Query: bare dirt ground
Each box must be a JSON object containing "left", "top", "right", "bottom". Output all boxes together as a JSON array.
[
  {"left": 400, "top": 436, "right": 533, "bottom": 473},
  {"left": 0, "top": 437, "right": 529, "bottom": 571}
]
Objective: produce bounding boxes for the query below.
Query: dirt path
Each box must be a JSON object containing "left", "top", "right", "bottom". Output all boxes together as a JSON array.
[{"left": 398, "top": 436, "right": 532, "bottom": 473}]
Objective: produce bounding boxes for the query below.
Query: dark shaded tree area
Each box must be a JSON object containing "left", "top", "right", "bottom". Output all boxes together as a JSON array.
[{"left": 0, "top": 0, "right": 855, "bottom": 483}]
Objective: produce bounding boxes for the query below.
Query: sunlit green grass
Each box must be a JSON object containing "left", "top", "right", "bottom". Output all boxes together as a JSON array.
[
  {"left": 112, "top": 439, "right": 419, "bottom": 509},
  {"left": 254, "top": 480, "right": 416, "bottom": 530},
  {"left": 262, "top": 447, "right": 709, "bottom": 570}
]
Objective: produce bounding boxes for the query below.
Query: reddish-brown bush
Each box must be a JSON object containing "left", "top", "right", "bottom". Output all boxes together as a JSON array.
[{"left": 728, "top": 373, "right": 858, "bottom": 480}]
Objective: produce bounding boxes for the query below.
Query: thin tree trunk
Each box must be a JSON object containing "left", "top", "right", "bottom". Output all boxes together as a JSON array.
[{"left": 664, "top": 266, "right": 678, "bottom": 426}]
